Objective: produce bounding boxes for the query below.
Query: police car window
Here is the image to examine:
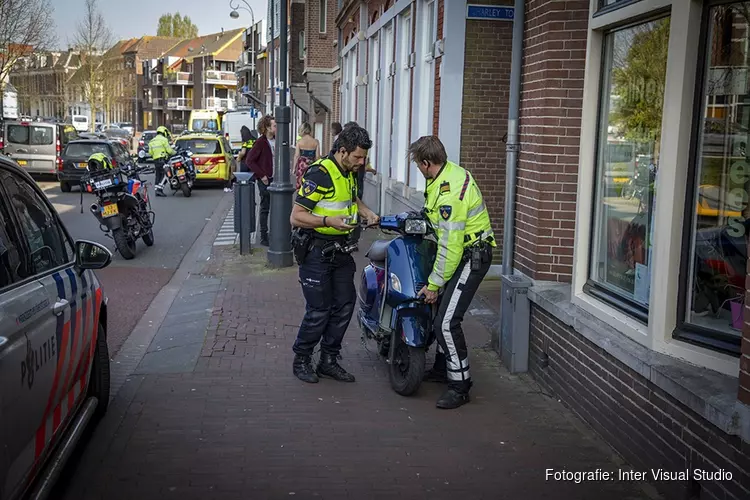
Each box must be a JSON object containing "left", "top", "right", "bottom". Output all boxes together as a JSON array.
[
  {"left": 0, "top": 198, "right": 29, "bottom": 288},
  {"left": 0, "top": 170, "right": 70, "bottom": 275}
]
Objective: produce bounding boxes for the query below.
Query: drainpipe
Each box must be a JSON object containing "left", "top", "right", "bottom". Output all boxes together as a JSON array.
[{"left": 501, "top": 0, "right": 525, "bottom": 276}]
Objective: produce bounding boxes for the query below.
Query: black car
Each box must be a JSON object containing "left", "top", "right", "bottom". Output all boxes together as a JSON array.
[
  {"left": 137, "top": 130, "right": 157, "bottom": 162},
  {"left": 101, "top": 127, "right": 133, "bottom": 150},
  {"left": 58, "top": 139, "right": 136, "bottom": 192}
]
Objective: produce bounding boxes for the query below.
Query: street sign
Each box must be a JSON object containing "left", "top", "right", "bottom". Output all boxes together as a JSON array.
[{"left": 466, "top": 5, "right": 514, "bottom": 20}]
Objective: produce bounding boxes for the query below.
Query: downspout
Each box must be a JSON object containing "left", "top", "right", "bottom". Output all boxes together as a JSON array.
[{"left": 501, "top": 0, "right": 525, "bottom": 276}]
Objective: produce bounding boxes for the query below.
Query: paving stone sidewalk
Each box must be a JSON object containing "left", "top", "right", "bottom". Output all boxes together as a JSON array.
[{"left": 60, "top": 229, "right": 660, "bottom": 500}]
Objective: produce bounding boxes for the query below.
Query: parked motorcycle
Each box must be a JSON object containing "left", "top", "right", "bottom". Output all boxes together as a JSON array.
[
  {"left": 81, "top": 164, "right": 155, "bottom": 260},
  {"left": 357, "top": 211, "right": 437, "bottom": 396},
  {"left": 164, "top": 149, "right": 196, "bottom": 197}
]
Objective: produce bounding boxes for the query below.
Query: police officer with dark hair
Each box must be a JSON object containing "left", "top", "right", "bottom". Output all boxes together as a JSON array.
[{"left": 290, "top": 125, "right": 380, "bottom": 383}]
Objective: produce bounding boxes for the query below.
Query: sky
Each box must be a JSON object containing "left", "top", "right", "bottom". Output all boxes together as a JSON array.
[{"left": 53, "top": 0, "right": 268, "bottom": 49}]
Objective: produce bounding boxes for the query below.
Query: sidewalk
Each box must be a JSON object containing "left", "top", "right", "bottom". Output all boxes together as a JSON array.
[{"left": 60, "top": 225, "right": 659, "bottom": 500}]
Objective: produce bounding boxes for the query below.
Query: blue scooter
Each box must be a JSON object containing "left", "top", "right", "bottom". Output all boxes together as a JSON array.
[{"left": 358, "top": 211, "right": 437, "bottom": 396}]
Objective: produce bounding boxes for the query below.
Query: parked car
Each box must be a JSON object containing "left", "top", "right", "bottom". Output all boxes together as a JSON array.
[
  {"left": 101, "top": 127, "right": 132, "bottom": 150},
  {"left": 2, "top": 120, "right": 79, "bottom": 176},
  {"left": 58, "top": 139, "right": 137, "bottom": 192},
  {"left": 174, "top": 133, "right": 236, "bottom": 184},
  {"left": 116, "top": 122, "right": 134, "bottom": 136},
  {"left": 0, "top": 155, "right": 112, "bottom": 500},
  {"left": 137, "top": 130, "right": 157, "bottom": 162}
]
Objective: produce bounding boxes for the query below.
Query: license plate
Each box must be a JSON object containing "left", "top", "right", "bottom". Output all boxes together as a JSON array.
[
  {"left": 94, "top": 179, "right": 112, "bottom": 189},
  {"left": 176, "top": 168, "right": 185, "bottom": 176},
  {"left": 17, "top": 160, "right": 27, "bottom": 166},
  {"left": 101, "top": 204, "right": 119, "bottom": 218},
  {"left": 78, "top": 162, "right": 87, "bottom": 169}
]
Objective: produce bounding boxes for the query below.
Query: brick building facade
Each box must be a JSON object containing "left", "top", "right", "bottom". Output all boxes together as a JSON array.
[{"left": 333, "top": 0, "right": 750, "bottom": 498}]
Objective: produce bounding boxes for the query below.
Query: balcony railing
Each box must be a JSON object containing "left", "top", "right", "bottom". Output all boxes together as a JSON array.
[
  {"left": 204, "top": 70, "right": 238, "bottom": 86},
  {"left": 152, "top": 74, "right": 163, "bottom": 85},
  {"left": 237, "top": 52, "right": 255, "bottom": 71},
  {"left": 203, "top": 97, "right": 236, "bottom": 112},
  {"left": 152, "top": 98, "right": 163, "bottom": 109},
  {"left": 166, "top": 98, "right": 192, "bottom": 110},
  {"left": 166, "top": 72, "right": 193, "bottom": 85}
]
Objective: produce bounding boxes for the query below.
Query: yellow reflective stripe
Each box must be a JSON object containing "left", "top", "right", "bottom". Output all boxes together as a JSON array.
[
  {"left": 429, "top": 229, "right": 451, "bottom": 287},
  {"left": 438, "top": 221, "right": 466, "bottom": 231},
  {"left": 467, "top": 201, "right": 486, "bottom": 219},
  {"left": 317, "top": 200, "right": 349, "bottom": 210}
]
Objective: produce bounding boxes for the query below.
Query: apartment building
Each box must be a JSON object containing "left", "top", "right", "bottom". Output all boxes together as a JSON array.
[
  {"left": 9, "top": 50, "right": 81, "bottom": 119},
  {"left": 236, "top": 20, "right": 268, "bottom": 116},
  {"left": 142, "top": 29, "right": 244, "bottom": 132},
  {"left": 335, "top": 0, "right": 750, "bottom": 499}
]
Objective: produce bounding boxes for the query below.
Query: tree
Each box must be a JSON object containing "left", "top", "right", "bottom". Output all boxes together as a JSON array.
[
  {"left": 72, "top": 0, "right": 113, "bottom": 130},
  {"left": 610, "top": 17, "right": 671, "bottom": 152},
  {"left": 0, "top": 0, "right": 57, "bottom": 118},
  {"left": 156, "top": 13, "right": 199, "bottom": 39}
]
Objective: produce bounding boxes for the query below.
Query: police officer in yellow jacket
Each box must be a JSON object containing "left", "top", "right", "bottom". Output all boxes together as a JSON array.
[
  {"left": 149, "top": 126, "right": 175, "bottom": 196},
  {"left": 289, "top": 125, "right": 380, "bottom": 384},
  {"left": 412, "top": 136, "right": 496, "bottom": 409}
]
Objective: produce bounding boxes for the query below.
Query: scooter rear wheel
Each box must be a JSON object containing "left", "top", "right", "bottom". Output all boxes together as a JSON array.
[{"left": 389, "top": 337, "right": 425, "bottom": 396}]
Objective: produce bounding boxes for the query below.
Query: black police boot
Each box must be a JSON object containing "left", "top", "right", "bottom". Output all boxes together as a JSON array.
[
  {"left": 260, "top": 233, "right": 269, "bottom": 246},
  {"left": 423, "top": 351, "right": 448, "bottom": 383},
  {"left": 436, "top": 381, "right": 472, "bottom": 410},
  {"left": 317, "top": 353, "right": 356, "bottom": 382},
  {"left": 293, "top": 354, "right": 319, "bottom": 384}
]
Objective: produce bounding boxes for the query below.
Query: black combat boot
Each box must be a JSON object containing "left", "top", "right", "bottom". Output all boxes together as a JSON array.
[
  {"left": 293, "top": 354, "right": 319, "bottom": 383},
  {"left": 260, "top": 233, "right": 269, "bottom": 246},
  {"left": 317, "top": 353, "right": 356, "bottom": 382},
  {"left": 423, "top": 351, "right": 447, "bottom": 383},
  {"left": 436, "top": 381, "right": 472, "bottom": 410}
]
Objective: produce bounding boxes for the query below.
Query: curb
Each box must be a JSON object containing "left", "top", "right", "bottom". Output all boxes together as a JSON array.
[{"left": 107, "top": 193, "right": 234, "bottom": 400}]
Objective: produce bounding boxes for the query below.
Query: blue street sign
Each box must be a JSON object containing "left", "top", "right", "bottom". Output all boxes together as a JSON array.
[{"left": 466, "top": 5, "right": 514, "bottom": 20}]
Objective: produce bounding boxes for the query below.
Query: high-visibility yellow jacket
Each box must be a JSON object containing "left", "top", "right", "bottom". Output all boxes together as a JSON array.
[
  {"left": 148, "top": 133, "right": 174, "bottom": 160},
  {"left": 242, "top": 140, "right": 254, "bottom": 149},
  {"left": 295, "top": 156, "right": 358, "bottom": 237},
  {"left": 424, "top": 161, "right": 495, "bottom": 291}
]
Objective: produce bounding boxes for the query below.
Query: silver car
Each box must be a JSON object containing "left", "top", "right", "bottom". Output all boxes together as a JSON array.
[
  {"left": 1, "top": 121, "right": 79, "bottom": 176},
  {"left": 0, "top": 155, "right": 112, "bottom": 500}
]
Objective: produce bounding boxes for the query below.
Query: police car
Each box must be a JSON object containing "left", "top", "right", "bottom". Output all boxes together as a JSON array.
[{"left": 0, "top": 154, "right": 112, "bottom": 500}]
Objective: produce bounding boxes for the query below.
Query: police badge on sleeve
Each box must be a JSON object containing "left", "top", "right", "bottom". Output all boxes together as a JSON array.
[
  {"left": 301, "top": 179, "right": 317, "bottom": 197},
  {"left": 439, "top": 205, "right": 452, "bottom": 220}
]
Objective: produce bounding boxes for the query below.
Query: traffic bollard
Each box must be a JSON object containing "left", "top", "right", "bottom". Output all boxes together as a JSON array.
[{"left": 233, "top": 172, "right": 256, "bottom": 255}]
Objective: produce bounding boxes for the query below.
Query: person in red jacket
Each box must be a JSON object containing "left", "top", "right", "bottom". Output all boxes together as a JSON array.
[{"left": 245, "top": 114, "right": 276, "bottom": 246}]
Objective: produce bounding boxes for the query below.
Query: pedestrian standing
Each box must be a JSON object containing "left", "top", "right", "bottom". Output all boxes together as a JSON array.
[
  {"left": 411, "top": 136, "right": 496, "bottom": 409},
  {"left": 225, "top": 126, "right": 256, "bottom": 193},
  {"left": 331, "top": 121, "right": 342, "bottom": 147},
  {"left": 293, "top": 122, "right": 320, "bottom": 189},
  {"left": 246, "top": 115, "right": 276, "bottom": 246},
  {"left": 289, "top": 125, "right": 380, "bottom": 384},
  {"left": 149, "top": 126, "right": 174, "bottom": 197}
]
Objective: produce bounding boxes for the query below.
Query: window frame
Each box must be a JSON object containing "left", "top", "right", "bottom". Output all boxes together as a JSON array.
[
  {"left": 319, "top": 0, "right": 327, "bottom": 33},
  {"left": 583, "top": 14, "right": 672, "bottom": 325},
  {"left": 0, "top": 163, "right": 75, "bottom": 291},
  {"left": 674, "top": 0, "right": 747, "bottom": 356}
]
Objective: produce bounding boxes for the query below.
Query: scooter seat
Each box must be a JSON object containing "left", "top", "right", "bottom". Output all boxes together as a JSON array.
[{"left": 366, "top": 239, "right": 390, "bottom": 265}]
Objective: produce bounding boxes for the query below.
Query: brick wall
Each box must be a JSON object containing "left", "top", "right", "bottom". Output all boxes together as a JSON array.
[
  {"left": 514, "top": 0, "right": 588, "bottom": 282},
  {"left": 291, "top": 2, "right": 305, "bottom": 84},
  {"left": 459, "top": 0, "right": 513, "bottom": 262},
  {"left": 743, "top": 255, "right": 750, "bottom": 405},
  {"left": 530, "top": 305, "right": 750, "bottom": 500},
  {"left": 305, "top": 0, "right": 339, "bottom": 69},
  {"left": 332, "top": 71, "right": 341, "bottom": 123},
  {"left": 432, "top": 0, "right": 444, "bottom": 136}
]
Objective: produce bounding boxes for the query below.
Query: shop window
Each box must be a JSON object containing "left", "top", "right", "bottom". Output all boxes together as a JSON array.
[
  {"left": 679, "top": 2, "right": 750, "bottom": 353},
  {"left": 586, "top": 16, "right": 671, "bottom": 322}
]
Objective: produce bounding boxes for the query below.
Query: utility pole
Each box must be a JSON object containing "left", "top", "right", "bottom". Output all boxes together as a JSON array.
[
  {"left": 267, "top": 0, "right": 293, "bottom": 267},
  {"left": 269, "top": 0, "right": 276, "bottom": 110}
]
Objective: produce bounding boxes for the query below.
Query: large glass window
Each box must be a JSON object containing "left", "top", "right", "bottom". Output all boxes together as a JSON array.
[
  {"left": 588, "top": 17, "right": 670, "bottom": 318},
  {"left": 682, "top": 2, "right": 750, "bottom": 348}
]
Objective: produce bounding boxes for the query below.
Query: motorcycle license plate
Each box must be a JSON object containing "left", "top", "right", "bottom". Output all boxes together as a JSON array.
[
  {"left": 176, "top": 168, "right": 185, "bottom": 176},
  {"left": 94, "top": 178, "right": 112, "bottom": 189},
  {"left": 101, "top": 204, "right": 119, "bottom": 218}
]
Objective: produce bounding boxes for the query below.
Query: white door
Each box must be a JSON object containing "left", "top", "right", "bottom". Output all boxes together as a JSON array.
[
  {"left": 368, "top": 34, "right": 380, "bottom": 174},
  {"left": 393, "top": 10, "right": 412, "bottom": 185},
  {"left": 379, "top": 21, "right": 395, "bottom": 198}
]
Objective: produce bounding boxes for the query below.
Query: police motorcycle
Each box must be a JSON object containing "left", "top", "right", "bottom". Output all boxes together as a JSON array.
[
  {"left": 163, "top": 149, "right": 196, "bottom": 197},
  {"left": 80, "top": 157, "right": 155, "bottom": 260},
  {"left": 357, "top": 210, "right": 438, "bottom": 396}
]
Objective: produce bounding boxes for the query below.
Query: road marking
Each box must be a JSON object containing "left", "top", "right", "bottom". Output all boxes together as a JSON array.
[{"left": 213, "top": 209, "right": 238, "bottom": 246}]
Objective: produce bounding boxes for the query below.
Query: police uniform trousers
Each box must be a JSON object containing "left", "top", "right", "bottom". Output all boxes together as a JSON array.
[
  {"left": 293, "top": 243, "right": 356, "bottom": 357},
  {"left": 433, "top": 245, "right": 493, "bottom": 391},
  {"left": 154, "top": 158, "right": 166, "bottom": 185}
]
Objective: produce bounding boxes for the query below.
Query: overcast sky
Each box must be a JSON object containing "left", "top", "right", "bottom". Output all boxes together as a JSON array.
[{"left": 54, "top": 0, "right": 267, "bottom": 48}]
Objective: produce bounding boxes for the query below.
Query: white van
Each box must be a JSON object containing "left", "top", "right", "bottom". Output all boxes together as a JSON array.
[
  {"left": 221, "top": 110, "right": 254, "bottom": 155},
  {"left": 71, "top": 114, "right": 89, "bottom": 132}
]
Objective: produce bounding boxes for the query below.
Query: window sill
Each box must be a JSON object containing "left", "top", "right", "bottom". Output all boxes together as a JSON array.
[{"left": 528, "top": 281, "right": 750, "bottom": 443}]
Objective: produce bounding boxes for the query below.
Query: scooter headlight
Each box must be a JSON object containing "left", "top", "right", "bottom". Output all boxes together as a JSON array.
[
  {"left": 390, "top": 273, "right": 402, "bottom": 293},
  {"left": 405, "top": 219, "right": 427, "bottom": 235}
]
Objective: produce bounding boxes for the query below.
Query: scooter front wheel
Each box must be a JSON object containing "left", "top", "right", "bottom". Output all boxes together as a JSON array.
[{"left": 389, "top": 337, "right": 425, "bottom": 396}]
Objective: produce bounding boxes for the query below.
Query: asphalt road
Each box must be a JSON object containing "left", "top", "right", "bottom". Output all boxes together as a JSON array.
[{"left": 37, "top": 174, "right": 226, "bottom": 356}]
